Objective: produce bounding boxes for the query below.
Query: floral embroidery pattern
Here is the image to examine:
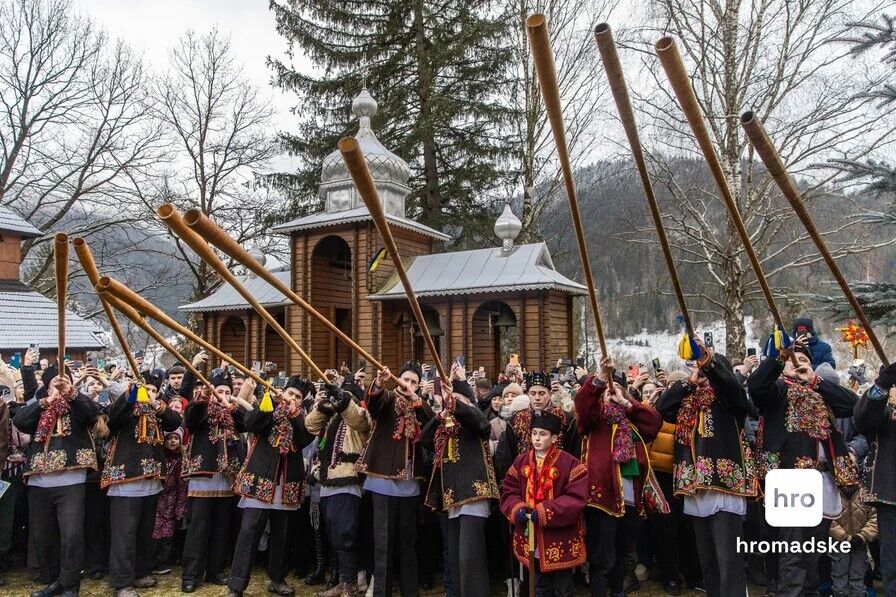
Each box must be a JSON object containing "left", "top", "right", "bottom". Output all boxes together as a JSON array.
[
  {"left": 443, "top": 487, "right": 456, "bottom": 507},
  {"left": 141, "top": 458, "right": 161, "bottom": 477},
  {"left": 794, "top": 456, "right": 817, "bottom": 469},
  {"left": 473, "top": 479, "right": 497, "bottom": 498},
  {"left": 103, "top": 464, "right": 126, "bottom": 483},
  {"left": 716, "top": 458, "right": 745, "bottom": 491},
  {"left": 75, "top": 448, "right": 97, "bottom": 469},
  {"left": 673, "top": 462, "right": 695, "bottom": 492},
  {"left": 784, "top": 382, "right": 832, "bottom": 440},
  {"left": 675, "top": 385, "right": 715, "bottom": 446},
  {"left": 695, "top": 456, "right": 714, "bottom": 486},
  {"left": 283, "top": 481, "right": 304, "bottom": 505},
  {"left": 234, "top": 471, "right": 275, "bottom": 502},
  {"left": 833, "top": 455, "right": 859, "bottom": 488},
  {"left": 181, "top": 454, "right": 202, "bottom": 476},
  {"left": 759, "top": 451, "right": 780, "bottom": 478},
  {"left": 29, "top": 450, "right": 67, "bottom": 474}
]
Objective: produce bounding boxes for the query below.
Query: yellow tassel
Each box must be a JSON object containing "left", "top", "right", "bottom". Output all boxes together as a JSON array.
[
  {"left": 678, "top": 334, "right": 692, "bottom": 360},
  {"left": 259, "top": 389, "right": 274, "bottom": 413},
  {"left": 447, "top": 436, "right": 459, "bottom": 462},
  {"left": 136, "top": 385, "right": 150, "bottom": 403},
  {"left": 774, "top": 326, "right": 784, "bottom": 351}
]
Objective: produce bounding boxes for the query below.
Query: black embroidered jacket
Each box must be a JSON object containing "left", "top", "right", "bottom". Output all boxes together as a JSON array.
[{"left": 13, "top": 393, "right": 100, "bottom": 478}]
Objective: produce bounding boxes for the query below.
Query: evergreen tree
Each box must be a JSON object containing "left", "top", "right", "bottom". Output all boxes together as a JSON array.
[{"left": 266, "top": 0, "right": 519, "bottom": 242}]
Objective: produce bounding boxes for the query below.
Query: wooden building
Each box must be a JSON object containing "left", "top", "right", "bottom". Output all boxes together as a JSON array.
[
  {"left": 182, "top": 88, "right": 585, "bottom": 378},
  {"left": 0, "top": 206, "right": 105, "bottom": 365}
]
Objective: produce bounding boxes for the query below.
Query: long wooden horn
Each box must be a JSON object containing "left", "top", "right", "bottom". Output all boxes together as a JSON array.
[
  {"left": 655, "top": 37, "right": 796, "bottom": 361},
  {"left": 741, "top": 112, "right": 889, "bottom": 365},
  {"left": 54, "top": 233, "right": 68, "bottom": 371},
  {"left": 338, "top": 137, "right": 449, "bottom": 383},
  {"left": 73, "top": 238, "right": 142, "bottom": 377},
  {"left": 157, "top": 204, "right": 326, "bottom": 381},
  {"left": 594, "top": 24, "right": 693, "bottom": 337},
  {"left": 104, "top": 293, "right": 213, "bottom": 388},
  {"left": 182, "top": 209, "right": 405, "bottom": 389},
  {"left": 527, "top": 14, "right": 613, "bottom": 365},
  {"left": 96, "top": 275, "right": 271, "bottom": 389}
]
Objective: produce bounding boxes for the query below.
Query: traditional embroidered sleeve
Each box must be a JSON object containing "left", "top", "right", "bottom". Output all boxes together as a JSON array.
[
  {"left": 574, "top": 376, "right": 605, "bottom": 434},
  {"left": 183, "top": 399, "right": 208, "bottom": 432},
  {"left": 628, "top": 401, "right": 662, "bottom": 443},
  {"left": 535, "top": 461, "right": 588, "bottom": 529},
  {"left": 500, "top": 459, "right": 526, "bottom": 524}
]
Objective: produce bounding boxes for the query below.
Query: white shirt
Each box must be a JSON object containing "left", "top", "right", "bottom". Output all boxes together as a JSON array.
[
  {"left": 448, "top": 498, "right": 491, "bottom": 519},
  {"left": 28, "top": 469, "right": 87, "bottom": 488},
  {"left": 107, "top": 478, "right": 162, "bottom": 497},
  {"left": 622, "top": 478, "right": 635, "bottom": 507},
  {"left": 684, "top": 489, "right": 747, "bottom": 517},
  {"left": 818, "top": 442, "right": 843, "bottom": 518},
  {"left": 320, "top": 484, "right": 362, "bottom": 499}
]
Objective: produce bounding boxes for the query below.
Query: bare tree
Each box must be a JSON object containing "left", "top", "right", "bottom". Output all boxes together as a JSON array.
[
  {"left": 507, "top": 0, "right": 618, "bottom": 241},
  {"left": 0, "top": 0, "right": 163, "bottom": 277},
  {"left": 629, "top": 0, "right": 896, "bottom": 357},
  {"left": 155, "top": 28, "right": 278, "bottom": 303}
]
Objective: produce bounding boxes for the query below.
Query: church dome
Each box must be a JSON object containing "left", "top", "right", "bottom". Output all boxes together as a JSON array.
[{"left": 320, "top": 88, "right": 411, "bottom": 189}]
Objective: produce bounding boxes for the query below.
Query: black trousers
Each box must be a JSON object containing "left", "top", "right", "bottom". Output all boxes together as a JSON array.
[
  {"left": 371, "top": 492, "right": 419, "bottom": 597},
  {"left": 691, "top": 510, "right": 745, "bottom": 597},
  {"left": 322, "top": 492, "right": 361, "bottom": 584},
  {"left": 28, "top": 483, "right": 85, "bottom": 589},
  {"left": 648, "top": 472, "right": 701, "bottom": 586},
  {"left": 776, "top": 518, "right": 832, "bottom": 597},
  {"left": 83, "top": 481, "right": 109, "bottom": 574},
  {"left": 109, "top": 494, "right": 158, "bottom": 589},
  {"left": 585, "top": 506, "right": 637, "bottom": 597},
  {"left": 228, "top": 507, "right": 290, "bottom": 592},
  {"left": 534, "top": 567, "right": 575, "bottom": 597},
  {"left": 444, "top": 514, "right": 489, "bottom": 597},
  {"left": 876, "top": 504, "right": 896, "bottom": 597},
  {"left": 181, "top": 496, "right": 234, "bottom": 583}
]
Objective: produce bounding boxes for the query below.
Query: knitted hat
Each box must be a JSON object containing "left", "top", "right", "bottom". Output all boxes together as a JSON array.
[
  {"left": 530, "top": 410, "right": 562, "bottom": 435},
  {"left": 502, "top": 383, "right": 523, "bottom": 398}
]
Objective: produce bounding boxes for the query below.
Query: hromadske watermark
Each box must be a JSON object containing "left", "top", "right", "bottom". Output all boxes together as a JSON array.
[
  {"left": 736, "top": 468, "right": 852, "bottom": 555},
  {"left": 764, "top": 468, "right": 823, "bottom": 527}
]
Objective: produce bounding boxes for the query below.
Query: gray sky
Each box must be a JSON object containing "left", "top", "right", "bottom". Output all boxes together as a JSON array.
[{"left": 75, "top": 0, "right": 304, "bottom": 132}]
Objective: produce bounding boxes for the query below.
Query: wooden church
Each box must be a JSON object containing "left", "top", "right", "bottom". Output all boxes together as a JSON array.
[{"left": 182, "top": 87, "right": 586, "bottom": 378}]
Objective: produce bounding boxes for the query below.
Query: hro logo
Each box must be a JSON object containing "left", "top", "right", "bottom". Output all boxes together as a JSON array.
[{"left": 764, "top": 469, "right": 823, "bottom": 527}]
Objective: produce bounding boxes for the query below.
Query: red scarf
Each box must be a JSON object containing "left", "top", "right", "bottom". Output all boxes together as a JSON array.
[
  {"left": 526, "top": 445, "right": 559, "bottom": 507},
  {"left": 391, "top": 394, "right": 421, "bottom": 442},
  {"left": 676, "top": 385, "right": 715, "bottom": 446},
  {"left": 783, "top": 378, "right": 833, "bottom": 441},
  {"left": 207, "top": 400, "right": 235, "bottom": 443},
  {"left": 600, "top": 399, "right": 636, "bottom": 463},
  {"left": 34, "top": 390, "right": 74, "bottom": 444},
  {"left": 270, "top": 401, "right": 295, "bottom": 455}
]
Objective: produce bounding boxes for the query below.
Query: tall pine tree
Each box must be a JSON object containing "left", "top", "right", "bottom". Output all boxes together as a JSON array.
[{"left": 266, "top": 0, "right": 519, "bottom": 242}]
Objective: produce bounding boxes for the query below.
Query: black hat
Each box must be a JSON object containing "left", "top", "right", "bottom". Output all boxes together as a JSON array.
[
  {"left": 141, "top": 370, "right": 163, "bottom": 390},
  {"left": 525, "top": 371, "right": 550, "bottom": 390},
  {"left": 451, "top": 379, "right": 474, "bottom": 402},
  {"left": 793, "top": 343, "right": 811, "bottom": 359},
  {"left": 284, "top": 376, "right": 314, "bottom": 397},
  {"left": 209, "top": 369, "right": 232, "bottom": 391},
  {"left": 398, "top": 361, "right": 423, "bottom": 382},
  {"left": 793, "top": 318, "right": 816, "bottom": 337},
  {"left": 530, "top": 410, "right": 563, "bottom": 435},
  {"left": 611, "top": 370, "right": 627, "bottom": 388},
  {"left": 41, "top": 364, "right": 68, "bottom": 387}
]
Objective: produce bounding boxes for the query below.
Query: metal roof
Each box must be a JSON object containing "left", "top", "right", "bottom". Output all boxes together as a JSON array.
[
  {"left": 369, "top": 242, "right": 588, "bottom": 299},
  {"left": 0, "top": 280, "right": 106, "bottom": 350},
  {"left": 271, "top": 207, "right": 451, "bottom": 241},
  {"left": 179, "top": 269, "right": 291, "bottom": 312},
  {"left": 0, "top": 206, "right": 42, "bottom": 239}
]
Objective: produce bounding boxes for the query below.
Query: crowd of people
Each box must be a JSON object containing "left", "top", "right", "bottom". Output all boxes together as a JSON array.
[{"left": 0, "top": 315, "right": 893, "bottom": 597}]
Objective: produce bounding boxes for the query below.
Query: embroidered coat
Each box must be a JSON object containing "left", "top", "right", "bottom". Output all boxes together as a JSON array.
[
  {"left": 573, "top": 376, "right": 668, "bottom": 517},
  {"left": 181, "top": 398, "right": 247, "bottom": 483},
  {"left": 748, "top": 356, "right": 859, "bottom": 494},
  {"left": 357, "top": 386, "right": 434, "bottom": 480},
  {"left": 232, "top": 405, "right": 314, "bottom": 506},
  {"left": 13, "top": 392, "right": 99, "bottom": 477},
  {"left": 500, "top": 447, "right": 588, "bottom": 573},
  {"left": 102, "top": 396, "right": 183, "bottom": 488},
  {"left": 656, "top": 356, "right": 758, "bottom": 499},
  {"left": 305, "top": 399, "right": 371, "bottom": 488},
  {"left": 494, "top": 405, "right": 579, "bottom": 479},
  {"left": 855, "top": 386, "right": 896, "bottom": 505},
  {"left": 421, "top": 400, "right": 499, "bottom": 512}
]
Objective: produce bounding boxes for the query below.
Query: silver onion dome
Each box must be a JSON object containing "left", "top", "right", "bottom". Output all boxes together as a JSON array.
[{"left": 494, "top": 203, "right": 522, "bottom": 253}]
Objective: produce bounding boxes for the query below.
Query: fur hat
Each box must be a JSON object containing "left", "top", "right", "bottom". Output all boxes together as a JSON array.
[
  {"left": 792, "top": 317, "right": 816, "bottom": 337},
  {"left": 284, "top": 376, "right": 315, "bottom": 398},
  {"left": 450, "top": 379, "right": 474, "bottom": 402},
  {"left": 398, "top": 361, "right": 423, "bottom": 383},
  {"left": 530, "top": 410, "right": 563, "bottom": 435},
  {"left": 525, "top": 371, "right": 550, "bottom": 390},
  {"left": 209, "top": 369, "right": 232, "bottom": 391},
  {"left": 141, "top": 370, "right": 163, "bottom": 390}
]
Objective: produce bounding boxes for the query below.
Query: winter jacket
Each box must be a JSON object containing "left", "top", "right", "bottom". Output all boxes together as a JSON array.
[
  {"left": 830, "top": 492, "right": 877, "bottom": 543},
  {"left": 305, "top": 398, "right": 371, "bottom": 487},
  {"left": 854, "top": 385, "right": 896, "bottom": 506},
  {"left": 648, "top": 421, "right": 676, "bottom": 474}
]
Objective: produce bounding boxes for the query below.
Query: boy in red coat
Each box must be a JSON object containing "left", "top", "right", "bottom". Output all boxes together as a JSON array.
[{"left": 500, "top": 410, "right": 588, "bottom": 597}]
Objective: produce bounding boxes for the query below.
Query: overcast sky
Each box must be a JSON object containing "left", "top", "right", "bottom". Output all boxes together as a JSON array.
[{"left": 75, "top": 0, "right": 305, "bottom": 132}]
